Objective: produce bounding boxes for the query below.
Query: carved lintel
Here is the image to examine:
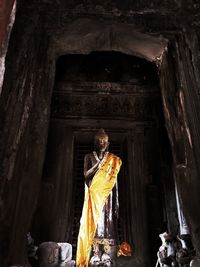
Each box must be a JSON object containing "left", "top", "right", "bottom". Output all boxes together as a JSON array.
[
  {"left": 51, "top": 91, "right": 160, "bottom": 120},
  {"left": 53, "top": 82, "right": 160, "bottom": 95}
]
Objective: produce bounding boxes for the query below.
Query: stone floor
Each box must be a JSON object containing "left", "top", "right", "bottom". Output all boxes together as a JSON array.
[
  {"left": 115, "top": 257, "right": 141, "bottom": 267},
  {"left": 89, "top": 257, "right": 147, "bottom": 267}
]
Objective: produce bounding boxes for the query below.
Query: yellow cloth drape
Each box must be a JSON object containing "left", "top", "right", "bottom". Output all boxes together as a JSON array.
[{"left": 76, "top": 153, "right": 122, "bottom": 267}]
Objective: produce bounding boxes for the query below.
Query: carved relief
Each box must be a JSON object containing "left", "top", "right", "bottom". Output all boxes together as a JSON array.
[
  {"left": 54, "top": 82, "right": 159, "bottom": 94},
  {"left": 51, "top": 90, "right": 160, "bottom": 120}
]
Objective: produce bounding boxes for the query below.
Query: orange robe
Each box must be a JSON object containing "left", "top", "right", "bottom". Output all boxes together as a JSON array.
[{"left": 76, "top": 153, "right": 122, "bottom": 267}]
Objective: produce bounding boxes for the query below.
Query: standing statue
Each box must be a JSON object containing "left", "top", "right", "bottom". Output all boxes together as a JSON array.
[{"left": 76, "top": 129, "right": 122, "bottom": 267}]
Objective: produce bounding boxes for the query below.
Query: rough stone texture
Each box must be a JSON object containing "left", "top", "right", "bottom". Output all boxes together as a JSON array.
[
  {"left": 0, "top": 0, "right": 16, "bottom": 93},
  {"left": 160, "top": 34, "right": 200, "bottom": 259},
  {"left": 0, "top": 0, "right": 15, "bottom": 49},
  {"left": 0, "top": 0, "right": 200, "bottom": 266},
  {"left": 38, "top": 242, "right": 59, "bottom": 267},
  {"left": 0, "top": 5, "right": 54, "bottom": 266},
  {"left": 191, "top": 257, "right": 200, "bottom": 267},
  {"left": 52, "top": 18, "right": 167, "bottom": 61}
]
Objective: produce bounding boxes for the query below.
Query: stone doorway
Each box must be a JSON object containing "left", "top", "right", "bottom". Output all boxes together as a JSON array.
[{"left": 31, "top": 51, "right": 175, "bottom": 266}]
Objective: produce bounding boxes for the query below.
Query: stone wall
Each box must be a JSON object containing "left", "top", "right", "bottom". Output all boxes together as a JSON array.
[
  {"left": 0, "top": 0, "right": 15, "bottom": 49},
  {"left": 0, "top": 5, "right": 54, "bottom": 266}
]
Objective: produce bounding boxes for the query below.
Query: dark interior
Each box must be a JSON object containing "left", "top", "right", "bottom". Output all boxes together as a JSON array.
[{"left": 30, "top": 51, "right": 175, "bottom": 265}]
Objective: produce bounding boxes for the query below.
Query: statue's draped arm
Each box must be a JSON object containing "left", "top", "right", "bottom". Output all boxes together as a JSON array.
[{"left": 84, "top": 154, "right": 100, "bottom": 186}]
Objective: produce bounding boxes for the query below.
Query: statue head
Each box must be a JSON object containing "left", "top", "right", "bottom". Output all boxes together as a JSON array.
[{"left": 94, "top": 129, "right": 109, "bottom": 152}]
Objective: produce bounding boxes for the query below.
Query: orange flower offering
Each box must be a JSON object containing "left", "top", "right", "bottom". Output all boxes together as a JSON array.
[{"left": 117, "top": 242, "right": 132, "bottom": 257}]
